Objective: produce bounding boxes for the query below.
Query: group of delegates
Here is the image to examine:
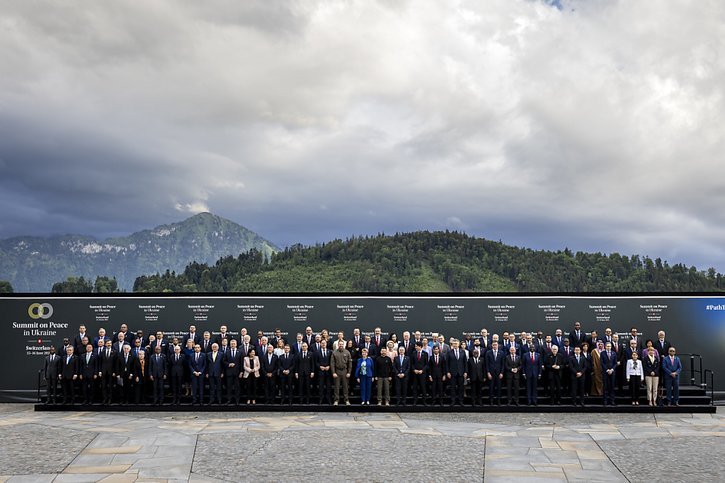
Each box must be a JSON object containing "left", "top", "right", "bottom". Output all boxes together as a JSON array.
[{"left": 43, "top": 322, "right": 683, "bottom": 408}]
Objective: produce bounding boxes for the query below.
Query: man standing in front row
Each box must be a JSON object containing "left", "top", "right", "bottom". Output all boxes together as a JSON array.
[
  {"left": 662, "top": 346, "right": 682, "bottom": 406},
  {"left": 331, "top": 340, "right": 352, "bottom": 406},
  {"left": 44, "top": 347, "right": 61, "bottom": 404},
  {"left": 60, "top": 346, "right": 79, "bottom": 405},
  {"left": 190, "top": 344, "right": 206, "bottom": 405}
]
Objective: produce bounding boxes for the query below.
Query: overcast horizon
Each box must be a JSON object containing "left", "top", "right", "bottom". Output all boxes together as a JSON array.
[{"left": 1, "top": 1, "right": 724, "bottom": 272}]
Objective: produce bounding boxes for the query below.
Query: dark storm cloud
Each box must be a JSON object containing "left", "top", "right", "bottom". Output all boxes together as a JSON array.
[{"left": 0, "top": 0, "right": 724, "bottom": 271}]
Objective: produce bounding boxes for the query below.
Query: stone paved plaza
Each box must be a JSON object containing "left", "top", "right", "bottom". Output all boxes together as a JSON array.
[{"left": 0, "top": 404, "right": 723, "bottom": 482}]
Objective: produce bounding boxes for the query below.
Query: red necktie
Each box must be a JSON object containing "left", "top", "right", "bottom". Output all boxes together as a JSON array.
[{"left": 531, "top": 354, "right": 534, "bottom": 363}]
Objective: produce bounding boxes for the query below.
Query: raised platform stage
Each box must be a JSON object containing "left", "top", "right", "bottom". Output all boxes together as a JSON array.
[{"left": 34, "top": 385, "right": 715, "bottom": 413}]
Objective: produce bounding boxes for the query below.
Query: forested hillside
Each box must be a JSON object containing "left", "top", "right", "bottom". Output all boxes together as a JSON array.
[{"left": 132, "top": 231, "right": 724, "bottom": 293}]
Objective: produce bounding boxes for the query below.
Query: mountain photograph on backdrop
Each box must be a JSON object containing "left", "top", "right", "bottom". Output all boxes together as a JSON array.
[{"left": 1, "top": 213, "right": 722, "bottom": 294}]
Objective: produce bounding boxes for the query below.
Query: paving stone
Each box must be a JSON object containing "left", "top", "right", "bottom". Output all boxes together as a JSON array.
[
  {"left": 0, "top": 423, "right": 96, "bottom": 475},
  {"left": 63, "top": 465, "right": 131, "bottom": 474}
]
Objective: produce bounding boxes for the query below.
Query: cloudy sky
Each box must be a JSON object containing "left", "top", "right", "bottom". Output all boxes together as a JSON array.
[{"left": 1, "top": 0, "right": 724, "bottom": 270}]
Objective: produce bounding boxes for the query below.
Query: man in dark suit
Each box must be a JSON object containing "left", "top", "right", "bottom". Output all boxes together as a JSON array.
[
  {"left": 570, "top": 346, "right": 587, "bottom": 407},
  {"left": 44, "top": 347, "right": 61, "bottom": 404},
  {"left": 190, "top": 344, "right": 206, "bottom": 405},
  {"left": 259, "top": 344, "right": 278, "bottom": 404},
  {"left": 117, "top": 345, "right": 139, "bottom": 405},
  {"left": 468, "top": 348, "right": 486, "bottom": 406},
  {"left": 79, "top": 343, "right": 98, "bottom": 405},
  {"left": 149, "top": 331, "right": 166, "bottom": 355},
  {"left": 295, "top": 342, "right": 315, "bottom": 404},
  {"left": 206, "top": 343, "right": 224, "bottom": 404},
  {"left": 169, "top": 345, "right": 186, "bottom": 405},
  {"left": 269, "top": 328, "right": 287, "bottom": 349},
  {"left": 545, "top": 344, "right": 565, "bottom": 404},
  {"left": 485, "top": 341, "right": 505, "bottom": 405},
  {"left": 214, "top": 325, "right": 232, "bottom": 347},
  {"left": 98, "top": 339, "right": 116, "bottom": 405},
  {"left": 222, "top": 339, "right": 242, "bottom": 404},
  {"left": 183, "top": 325, "right": 201, "bottom": 347},
  {"left": 315, "top": 339, "right": 332, "bottom": 404},
  {"left": 93, "top": 328, "right": 110, "bottom": 349},
  {"left": 149, "top": 345, "right": 168, "bottom": 405},
  {"left": 522, "top": 345, "right": 544, "bottom": 406},
  {"left": 278, "top": 344, "right": 296, "bottom": 405},
  {"left": 478, "top": 329, "right": 492, "bottom": 352},
  {"left": 569, "top": 321, "right": 585, "bottom": 348},
  {"left": 655, "top": 330, "right": 671, "bottom": 357},
  {"left": 73, "top": 324, "right": 88, "bottom": 355},
  {"left": 446, "top": 340, "right": 467, "bottom": 406},
  {"left": 393, "top": 346, "right": 410, "bottom": 406},
  {"left": 411, "top": 342, "right": 429, "bottom": 405},
  {"left": 552, "top": 329, "right": 565, "bottom": 348},
  {"left": 361, "top": 335, "right": 377, "bottom": 358},
  {"left": 428, "top": 345, "right": 447, "bottom": 406},
  {"left": 601, "top": 342, "right": 618, "bottom": 406},
  {"left": 113, "top": 324, "right": 134, "bottom": 344},
  {"left": 60, "top": 346, "right": 79, "bottom": 405},
  {"left": 504, "top": 345, "right": 521, "bottom": 406},
  {"left": 201, "top": 332, "right": 213, "bottom": 354},
  {"left": 628, "top": 327, "right": 644, "bottom": 351},
  {"left": 662, "top": 346, "right": 682, "bottom": 406},
  {"left": 113, "top": 332, "right": 129, "bottom": 356}
]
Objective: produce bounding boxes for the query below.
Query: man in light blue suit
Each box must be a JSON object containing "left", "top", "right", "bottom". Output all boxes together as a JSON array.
[{"left": 661, "top": 346, "right": 682, "bottom": 406}]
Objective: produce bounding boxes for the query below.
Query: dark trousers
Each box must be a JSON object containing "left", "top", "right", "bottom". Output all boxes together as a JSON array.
[
  {"left": 121, "top": 377, "right": 134, "bottom": 403},
  {"left": 430, "top": 376, "right": 445, "bottom": 404},
  {"left": 244, "top": 376, "right": 258, "bottom": 401},
  {"left": 603, "top": 372, "right": 616, "bottom": 404},
  {"left": 46, "top": 377, "right": 59, "bottom": 403},
  {"left": 81, "top": 377, "right": 94, "bottom": 404},
  {"left": 191, "top": 374, "right": 204, "bottom": 403},
  {"left": 298, "top": 375, "right": 311, "bottom": 403},
  {"left": 152, "top": 377, "right": 164, "bottom": 404},
  {"left": 525, "top": 375, "right": 539, "bottom": 404},
  {"left": 280, "top": 375, "right": 293, "bottom": 403},
  {"left": 395, "top": 375, "right": 408, "bottom": 405},
  {"left": 226, "top": 375, "right": 240, "bottom": 403},
  {"left": 263, "top": 374, "right": 276, "bottom": 403},
  {"left": 571, "top": 374, "right": 585, "bottom": 404},
  {"left": 489, "top": 375, "right": 502, "bottom": 403},
  {"left": 506, "top": 375, "right": 519, "bottom": 404},
  {"left": 449, "top": 374, "right": 464, "bottom": 404},
  {"left": 135, "top": 379, "right": 147, "bottom": 404},
  {"left": 101, "top": 373, "right": 114, "bottom": 404},
  {"left": 470, "top": 379, "right": 483, "bottom": 405},
  {"left": 412, "top": 373, "right": 427, "bottom": 403},
  {"left": 629, "top": 375, "right": 641, "bottom": 402},
  {"left": 548, "top": 373, "right": 562, "bottom": 403},
  {"left": 61, "top": 377, "right": 75, "bottom": 404},
  {"left": 318, "top": 372, "right": 331, "bottom": 404},
  {"left": 665, "top": 374, "right": 679, "bottom": 404},
  {"left": 171, "top": 373, "right": 184, "bottom": 403},
  {"left": 209, "top": 375, "right": 222, "bottom": 403}
]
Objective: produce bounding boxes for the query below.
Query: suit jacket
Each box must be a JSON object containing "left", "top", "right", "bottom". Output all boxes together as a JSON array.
[
  {"left": 485, "top": 350, "right": 505, "bottom": 376},
  {"left": 206, "top": 351, "right": 224, "bottom": 377},
  {"left": 398, "top": 340, "right": 415, "bottom": 357},
  {"left": 243, "top": 356, "right": 260, "bottom": 378},
  {"left": 411, "top": 350, "right": 429, "bottom": 373},
  {"left": 393, "top": 355, "right": 410, "bottom": 376},
  {"left": 183, "top": 333, "right": 201, "bottom": 347},
  {"left": 61, "top": 354, "right": 79, "bottom": 379},
  {"left": 360, "top": 343, "right": 377, "bottom": 358},
  {"left": 643, "top": 355, "right": 660, "bottom": 377},
  {"left": 269, "top": 336, "right": 287, "bottom": 349},
  {"left": 569, "top": 355, "right": 587, "bottom": 375},
  {"left": 600, "top": 351, "right": 618, "bottom": 372},
  {"left": 44, "top": 354, "right": 61, "bottom": 379},
  {"left": 428, "top": 353, "right": 447, "bottom": 378},
  {"left": 314, "top": 349, "right": 332, "bottom": 372},
  {"left": 504, "top": 354, "right": 521, "bottom": 379},
  {"left": 169, "top": 352, "right": 186, "bottom": 377},
  {"left": 73, "top": 333, "right": 88, "bottom": 354},
  {"left": 223, "top": 349, "right": 243, "bottom": 377},
  {"left": 93, "top": 335, "right": 110, "bottom": 348},
  {"left": 655, "top": 339, "right": 671, "bottom": 357},
  {"left": 568, "top": 330, "right": 585, "bottom": 348},
  {"left": 113, "top": 341, "right": 129, "bottom": 355},
  {"left": 662, "top": 355, "right": 682, "bottom": 376},
  {"left": 117, "top": 353, "right": 140, "bottom": 378},
  {"left": 190, "top": 351, "right": 207, "bottom": 375},
  {"left": 113, "top": 331, "right": 135, "bottom": 344},
  {"left": 149, "top": 353, "right": 168, "bottom": 378},
  {"left": 98, "top": 349, "right": 117, "bottom": 375},
  {"left": 278, "top": 352, "right": 296, "bottom": 375},
  {"left": 260, "top": 352, "right": 279, "bottom": 376},
  {"left": 290, "top": 341, "right": 305, "bottom": 356},
  {"left": 468, "top": 356, "right": 486, "bottom": 381},
  {"left": 79, "top": 352, "right": 98, "bottom": 378},
  {"left": 544, "top": 352, "right": 565, "bottom": 376},
  {"left": 446, "top": 349, "right": 467, "bottom": 376},
  {"left": 522, "top": 351, "right": 544, "bottom": 378},
  {"left": 504, "top": 342, "right": 520, "bottom": 356},
  {"left": 214, "top": 333, "right": 232, "bottom": 347},
  {"left": 149, "top": 339, "right": 167, "bottom": 355},
  {"left": 200, "top": 339, "right": 213, "bottom": 354},
  {"left": 355, "top": 357, "right": 374, "bottom": 378},
  {"left": 295, "top": 351, "right": 315, "bottom": 376}
]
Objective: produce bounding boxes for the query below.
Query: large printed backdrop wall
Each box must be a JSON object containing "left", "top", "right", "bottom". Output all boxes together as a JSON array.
[{"left": 2, "top": 294, "right": 724, "bottom": 402}]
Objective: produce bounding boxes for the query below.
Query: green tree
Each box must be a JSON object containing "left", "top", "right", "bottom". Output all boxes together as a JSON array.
[
  {"left": 0, "top": 280, "right": 13, "bottom": 293},
  {"left": 51, "top": 276, "right": 94, "bottom": 293},
  {"left": 94, "top": 276, "right": 120, "bottom": 293}
]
